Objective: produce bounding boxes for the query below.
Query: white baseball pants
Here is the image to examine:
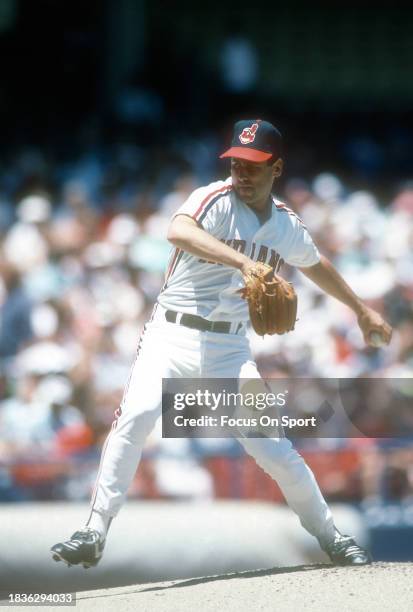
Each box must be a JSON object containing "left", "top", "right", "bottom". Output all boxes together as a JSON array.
[{"left": 87, "top": 304, "right": 335, "bottom": 546}]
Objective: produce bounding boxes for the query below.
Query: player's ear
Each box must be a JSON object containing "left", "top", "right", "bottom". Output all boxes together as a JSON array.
[{"left": 272, "top": 158, "right": 283, "bottom": 179}]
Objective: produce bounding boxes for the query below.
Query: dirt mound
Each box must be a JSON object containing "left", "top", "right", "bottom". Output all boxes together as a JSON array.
[{"left": 73, "top": 562, "right": 412, "bottom": 612}]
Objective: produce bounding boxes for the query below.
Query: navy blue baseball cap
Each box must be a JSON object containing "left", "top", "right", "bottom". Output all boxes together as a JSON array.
[{"left": 220, "top": 119, "right": 283, "bottom": 163}]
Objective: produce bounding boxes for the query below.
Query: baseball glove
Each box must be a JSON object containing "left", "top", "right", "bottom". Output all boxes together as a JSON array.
[{"left": 240, "top": 262, "right": 297, "bottom": 336}]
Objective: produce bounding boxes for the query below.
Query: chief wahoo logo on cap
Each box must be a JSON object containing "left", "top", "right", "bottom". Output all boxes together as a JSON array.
[{"left": 239, "top": 122, "right": 259, "bottom": 145}]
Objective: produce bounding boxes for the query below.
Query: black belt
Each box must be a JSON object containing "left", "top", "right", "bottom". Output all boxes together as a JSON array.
[{"left": 165, "top": 310, "right": 242, "bottom": 334}]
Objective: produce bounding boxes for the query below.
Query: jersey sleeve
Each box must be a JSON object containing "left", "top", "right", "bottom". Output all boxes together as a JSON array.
[
  {"left": 284, "top": 218, "right": 321, "bottom": 267},
  {"left": 172, "top": 180, "right": 232, "bottom": 234}
]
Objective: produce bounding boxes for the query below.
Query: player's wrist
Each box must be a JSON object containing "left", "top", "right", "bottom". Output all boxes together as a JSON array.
[
  {"left": 239, "top": 257, "right": 255, "bottom": 275},
  {"left": 354, "top": 301, "right": 369, "bottom": 318}
]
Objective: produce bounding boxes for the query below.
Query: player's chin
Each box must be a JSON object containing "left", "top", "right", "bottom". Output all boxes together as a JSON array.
[{"left": 235, "top": 185, "right": 255, "bottom": 202}]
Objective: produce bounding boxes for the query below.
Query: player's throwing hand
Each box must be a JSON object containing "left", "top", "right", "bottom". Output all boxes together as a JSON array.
[{"left": 357, "top": 305, "right": 392, "bottom": 347}]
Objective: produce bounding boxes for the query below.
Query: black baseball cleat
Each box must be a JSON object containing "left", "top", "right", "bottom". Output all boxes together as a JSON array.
[
  {"left": 51, "top": 527, "right": 105, "bottom": 569},
  {"left": 323, "top": 530, "right": 372, "bottom": 566}
]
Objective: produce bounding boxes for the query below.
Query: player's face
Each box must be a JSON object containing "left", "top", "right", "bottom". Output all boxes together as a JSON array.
[{"left": 230, "top": 157, "right": 283, "bottom": 210}]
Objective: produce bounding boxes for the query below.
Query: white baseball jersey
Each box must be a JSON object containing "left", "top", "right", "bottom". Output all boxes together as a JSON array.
[{"left": 158, "top": 177, "right": 320, "bottom": 322}]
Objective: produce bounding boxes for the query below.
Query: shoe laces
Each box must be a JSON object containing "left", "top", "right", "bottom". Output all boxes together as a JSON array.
[
  {"left": 71, "top": 527, "right": 100, "bottom": 544},
  {"left": 328, "top": 534, "right": 360, "bottom": 555}
]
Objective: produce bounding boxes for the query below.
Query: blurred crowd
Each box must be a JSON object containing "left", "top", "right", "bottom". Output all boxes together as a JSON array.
[{"left": 0, "top": 141, "right": 412, "bottom": 507}]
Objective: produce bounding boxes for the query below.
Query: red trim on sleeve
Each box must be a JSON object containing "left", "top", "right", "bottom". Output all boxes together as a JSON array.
[
  {"left": 193, "top": 183, "right": 232, "bottom": 221},
  {"left": 274, "top": 201, "right": 307, "bottom": 228}
]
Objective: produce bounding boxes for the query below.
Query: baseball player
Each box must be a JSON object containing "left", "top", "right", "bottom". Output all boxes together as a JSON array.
[{"left": 51, "top": 119, "right": 392, "bottom": 569}]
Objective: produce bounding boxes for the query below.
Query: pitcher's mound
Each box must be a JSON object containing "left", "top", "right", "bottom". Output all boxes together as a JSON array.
[{"left": 72, "top": 562, "right": 412, "bottom": 612}]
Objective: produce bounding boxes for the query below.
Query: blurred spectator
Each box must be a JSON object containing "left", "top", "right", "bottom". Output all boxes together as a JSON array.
[
  {"left": 0, "top": 262, "right": 32, "bottom": 360},
  {"left": 390, "top": 181, "right": 413, "bottom": 215},
  {"left": 220, "top": 34, "right": 258, "bottom": 94}
]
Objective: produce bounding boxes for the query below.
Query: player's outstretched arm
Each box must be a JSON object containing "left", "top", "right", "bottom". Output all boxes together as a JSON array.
[
  {"left": 299, "top": 254, "right": 392, "bottom": 347},
  {"left": 167, "top": 214, "right": 256, "bottom": 275}
]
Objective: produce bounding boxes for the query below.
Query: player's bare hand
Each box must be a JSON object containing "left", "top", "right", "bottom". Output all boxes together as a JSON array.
[{"left": 357, "top": 306, "right": 392, "bottom": 347}]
